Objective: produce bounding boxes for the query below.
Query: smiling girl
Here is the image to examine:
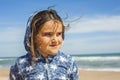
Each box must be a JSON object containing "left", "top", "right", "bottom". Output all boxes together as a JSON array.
[{"left": 9, "top": 9, "right": 78, "bottom": 80}]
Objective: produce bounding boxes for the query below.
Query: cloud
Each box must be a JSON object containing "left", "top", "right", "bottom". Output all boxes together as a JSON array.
[
  {"left": 61, "top": 15, "right": 120, "bottom": 54},
  {"left": 61, "top": 35, "right": 120, "bottom": 54},
  {"left": 0, "top": 26, "right": 26, "bottom": 57},
  {"left": 67, "top": 15, "right": 120, "bottom": 33},
  {"left": 0, "top": 26, "right": 25, "bottom": 42}
]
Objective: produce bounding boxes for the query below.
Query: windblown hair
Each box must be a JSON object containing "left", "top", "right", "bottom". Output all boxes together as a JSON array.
[{"left": 28, "top": 9, "right": 65, "bottom": 62}]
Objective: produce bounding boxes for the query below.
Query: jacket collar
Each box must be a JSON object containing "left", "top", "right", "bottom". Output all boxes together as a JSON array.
[{"left": 28, "top": 51, "right": 60, "bottom": 63}]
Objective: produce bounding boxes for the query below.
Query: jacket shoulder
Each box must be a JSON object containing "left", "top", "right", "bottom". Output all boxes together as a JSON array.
[{"left": 58, "top": 51, "right": 73, "bottom": 61}]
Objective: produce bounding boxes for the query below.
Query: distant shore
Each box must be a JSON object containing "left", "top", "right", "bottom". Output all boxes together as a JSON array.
[{"left": 1, "top": 68, "right": 120, "bottom": 80}]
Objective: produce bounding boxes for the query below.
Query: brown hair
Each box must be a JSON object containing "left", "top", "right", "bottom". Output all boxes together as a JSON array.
[{"left": 29, "top": 9, "right": 65, "bottom": 62}]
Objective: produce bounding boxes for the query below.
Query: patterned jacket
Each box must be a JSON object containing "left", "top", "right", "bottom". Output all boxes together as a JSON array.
[{"left": 9, "top": 51, "right": 78, "bottom": 80}]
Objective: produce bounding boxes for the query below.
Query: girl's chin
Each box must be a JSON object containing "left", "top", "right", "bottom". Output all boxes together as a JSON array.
[
  {"left": 49, "top": 51, "right": 58, "bottom": 55},
  {"left": 48, "top": 50, "right": 59, "bottom": 55}
]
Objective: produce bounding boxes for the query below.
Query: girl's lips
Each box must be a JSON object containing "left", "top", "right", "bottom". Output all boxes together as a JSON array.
[{"left": 49, "top": 45, "right": 58, "bottom": 47}]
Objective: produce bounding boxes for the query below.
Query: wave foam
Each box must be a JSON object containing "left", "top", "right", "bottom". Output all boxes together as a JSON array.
[
  {"left": 79, "top": 68, "right": 120, "bottom": 72},
  {"left": 73, "top": 56, "right": 120, "bottom": 61}
]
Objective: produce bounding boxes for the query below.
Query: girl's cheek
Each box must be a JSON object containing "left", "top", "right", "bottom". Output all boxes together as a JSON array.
[
  {"left": 59, "top": 38, "right": 63, "bottom": 44},
  {"left": 34, "top": 37, "right": 42, "bottom": 48}
]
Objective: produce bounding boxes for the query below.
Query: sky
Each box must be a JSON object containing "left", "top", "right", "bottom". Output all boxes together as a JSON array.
[{"left": 0, "top": 0, "right": 120, "bottom": 57}]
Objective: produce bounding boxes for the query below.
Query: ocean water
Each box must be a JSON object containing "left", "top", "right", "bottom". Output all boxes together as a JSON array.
[
  {"left": 0, "top": 57, "right": 16, "bottom": 68},
  {"left": 1, "top": 53, "right": 120, "bottom": 72},
  {"left": 72, "top": 53, "right": 120, "bottom": 72}
]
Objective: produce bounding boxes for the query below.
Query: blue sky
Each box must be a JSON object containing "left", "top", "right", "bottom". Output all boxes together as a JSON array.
[{"left": 0, "top": 0, "right": 120, "bottom": 57}]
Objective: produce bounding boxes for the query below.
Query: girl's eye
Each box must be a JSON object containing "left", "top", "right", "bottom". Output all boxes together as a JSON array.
[
  {"left": 42, "top": 32, "right": 62, "bottom": 37},
  {"left": 44, "top": 32, "right": 52, "bottom": 37},
  {"left": 57, "top": 32, "right": 62, "bottom": 36}
]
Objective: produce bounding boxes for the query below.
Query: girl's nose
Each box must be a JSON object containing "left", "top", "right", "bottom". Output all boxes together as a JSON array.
[{"left": 51, "top": 35, "right": 57, "bottom": 42}]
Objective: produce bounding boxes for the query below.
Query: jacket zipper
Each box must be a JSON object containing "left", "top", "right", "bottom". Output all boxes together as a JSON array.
[{"left": 45, "top": 58, "right": 50, "bottom": 80}]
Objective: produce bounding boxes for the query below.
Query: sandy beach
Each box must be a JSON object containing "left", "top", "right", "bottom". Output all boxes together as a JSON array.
[
  {"left": 1, "top": 68, "right": 120, "bottom": 80},
  {"left": 0, "top": 68, "right": 9, "bottom": 80},
  {"left": 79, "top": 69, "right": 120, "bottom": 80}
]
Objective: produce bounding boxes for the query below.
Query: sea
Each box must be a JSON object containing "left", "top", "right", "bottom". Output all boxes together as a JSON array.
[{"left": 1, "top": 53, "right": 120, "bottom": 72}]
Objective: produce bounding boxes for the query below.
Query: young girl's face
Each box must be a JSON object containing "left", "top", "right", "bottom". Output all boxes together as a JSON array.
[{"left": 35, "top": 20, "right": 63, "bottom": 58}]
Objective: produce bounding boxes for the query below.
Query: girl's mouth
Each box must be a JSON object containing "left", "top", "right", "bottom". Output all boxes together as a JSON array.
[{"left": 49, "top": 44, "right": 58, "bottom": 48}]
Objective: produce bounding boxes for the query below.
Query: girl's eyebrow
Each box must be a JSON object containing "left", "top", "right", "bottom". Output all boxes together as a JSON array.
[
  {"left": 42, "top": 29, "right": 62, "bottom": 32},
  {"left": 42, "top": 31, "right": 62, "bottom": 34}
]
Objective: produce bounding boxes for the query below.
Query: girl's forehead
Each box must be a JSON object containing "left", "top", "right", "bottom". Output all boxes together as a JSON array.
[{"left": 40, "top": 20, "right": 63, "bottom": 32}]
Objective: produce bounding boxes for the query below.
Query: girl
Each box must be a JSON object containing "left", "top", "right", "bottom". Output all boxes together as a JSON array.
[{"left": 9, "top": 9, "right": 78, "bottom": 80}]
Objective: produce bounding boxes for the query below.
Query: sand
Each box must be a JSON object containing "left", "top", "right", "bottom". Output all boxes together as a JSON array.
[
  {"left": 0, "top": 68, "right": 9, "bottom": 80},
  {"left": 79, "top": 69, "right": 120, "bottom": 80},
  {"left": 1, "top": 68, "right": 120, "bottom": 80}
]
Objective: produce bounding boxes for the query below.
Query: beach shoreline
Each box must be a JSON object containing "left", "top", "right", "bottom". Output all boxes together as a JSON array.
[{"left": 1, "top": 68, "right": 120, "bottom": 80}]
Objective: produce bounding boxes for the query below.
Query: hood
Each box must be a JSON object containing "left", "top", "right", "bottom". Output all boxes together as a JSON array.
[{"left": 24, "top": 11, "right": 39, "bottom": 53}]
